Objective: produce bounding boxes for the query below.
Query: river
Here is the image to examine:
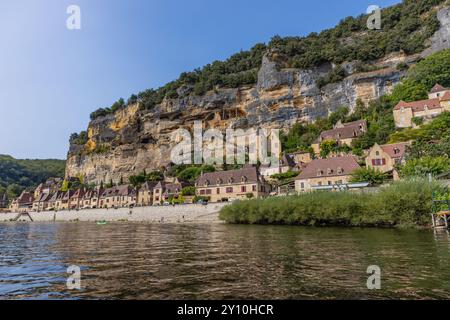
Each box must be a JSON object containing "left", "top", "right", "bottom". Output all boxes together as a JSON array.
[{"left": 1, "top": 222, "right": 450, "bottom": 299}]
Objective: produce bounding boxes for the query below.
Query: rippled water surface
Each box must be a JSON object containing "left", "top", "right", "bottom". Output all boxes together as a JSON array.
[{"left": 1, "top": 222, "right": 450, "bottom": 299}]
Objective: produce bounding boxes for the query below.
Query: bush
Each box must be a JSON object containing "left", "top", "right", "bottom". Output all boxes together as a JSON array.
[
  {"left": 219, "top": 179, "right": 447, "bottom": 228},
  {"left": 350, "top": 167, "right": 388, "bottom": 185}
]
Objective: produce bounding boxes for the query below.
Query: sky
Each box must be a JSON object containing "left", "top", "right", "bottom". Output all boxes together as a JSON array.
[{"left": 0, "top": 0, "right": 401, "bottom": 160}]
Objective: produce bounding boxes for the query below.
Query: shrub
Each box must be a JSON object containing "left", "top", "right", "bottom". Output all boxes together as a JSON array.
[{"left": 219, "top": 179, "right": 446, "bottom": 228}]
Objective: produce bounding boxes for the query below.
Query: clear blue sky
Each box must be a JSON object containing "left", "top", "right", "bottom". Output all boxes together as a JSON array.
[{"left": 0, "top": 0, "right": 401, "bottom": 160}]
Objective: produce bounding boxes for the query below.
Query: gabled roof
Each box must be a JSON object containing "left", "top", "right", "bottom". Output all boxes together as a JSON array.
[
  {"left": 281, "top": 154, "right": 296, "bottom": 168},
  {"left": 394, "top": 98, "right": 441, "bottom": 112},
  {"left": 139, "top": 181, "right": 159, "bottom": 192},
  {"left": 430, "top": 83, "right": 446, "bottom": 93},
  {"left": 317, "top": 120, "right": 367, "bottom": 142},
  {"left": 196, "top": 166, "right": 261, "bottom": 186},
  {"left": 441, "top": 91, "right": 450, "bottom": 101},
  {"left": 297, "top": 156, "right": 360, "bottom": 180},
  {"left": 379, "top": 142, "right": 409, "bottom": 159},
  {"left": 17, "top": 192, "right": 34, "bottom": 205}
]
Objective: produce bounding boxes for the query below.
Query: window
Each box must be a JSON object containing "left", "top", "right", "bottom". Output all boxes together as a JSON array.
[
  {"left": 300, "top": 182, "right": 305, "bottom": 189},
  {"left": 317, "top": 170, "right": 323, "bottom": 177},
  {"left": 328, "top": 181, "right": 332, "bottom": 185},
  {"left": 217, "top": 188, "right": 220, "bottom": 194},
  {"left": 200, "top": 190, "right": 206, "bottom": 195},
  {"left": 252, "top": 185, "right": 257, "bottom": 192},
  {"left": 226, "top": 187, "right": 233, "bottom": 193},
  {"left": 337, "top": 167, "right": 343, "bottom": 174},
  {"left": 375, "top": 151, "right": 380, "bottom": 156},
  {"left": 318, "top": 182, "right": 322, "bottom": 186},
  {"left": 372, "top": 159, "right": 386, "bottom": 166},
  {"left": 241, "top": 186, "right": 246, "bottom": 193},
  {"left": 206, "top": 189, "right": 212, "bottom": 195}
]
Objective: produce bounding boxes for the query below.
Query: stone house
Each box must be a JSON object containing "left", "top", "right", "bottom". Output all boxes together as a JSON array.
[
  {"left": 311, "top": 120, "right": 367, "bottom": 156},
  {"left": 289, "top": 150, "right": 312, "bottom": 165},
  {"left": 365, "top": 142, "right": 409, "bottom": 180},
  {"left": 60, "top": 190, "right": 76, "bottom": 210},
  {"left": 260, "top": 153, "right": 298, "bottom": 178},
  {"left": 32, "top": 192, "right": 53, "bottom": 212},
  {"left": 47, "top": 191, "right": 62, "bottom": 211},
  {"left": 295, "top": 156, "right": 361, "bottom": 193},
  {"left": 82, "top": 188, "right": 103, "bottom": 209},
  {"left": 393, "top": 84, "right": 450, "bottom": 128},
  {"left": 153, "top": 178, "right": 191, "bottom": 205},
  {"left": 137, "top": 181, "right": 158, "bottom": 206},
  {"left": 10, "top": 191, "right": 34, "bottom": 213},
  {"left": 69, "top": 189, "right": 85, "bottom": 210},
  {"left": 99, "top": 185, "right": 137, "bottom": 209},
  {"left": 195, "top": 166, "right": 270, "bottom": 203}
]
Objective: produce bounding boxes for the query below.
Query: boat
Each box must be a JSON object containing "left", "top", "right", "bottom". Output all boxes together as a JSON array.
[{"left": 96, "top": 220, "right": 107, "bottom": 225}]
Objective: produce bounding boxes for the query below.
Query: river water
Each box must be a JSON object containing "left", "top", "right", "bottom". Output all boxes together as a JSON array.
[{"left": 1, "top": 222, "right": 450, "bottom": 299}]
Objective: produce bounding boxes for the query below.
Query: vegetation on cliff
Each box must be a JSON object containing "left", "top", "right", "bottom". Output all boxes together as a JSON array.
[
  {"left": 87, "top": 0, "right": 445, "bottom": 121},
  {"left": 219, "top": 179, "right": 447, "bottom": 228},
  {"left": 0, "top": 155, "right": 66, "bottom": 201}
]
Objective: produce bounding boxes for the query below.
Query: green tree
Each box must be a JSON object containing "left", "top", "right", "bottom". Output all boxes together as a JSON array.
[
  {"left": 400, "top": 157, "right": 450, "bottom": 178},
  {"left": 320, "top": 140, "right": 339, "bottom": 159},
  {"left": 350, "top": 168, "right": 388, "bottom": 185}
]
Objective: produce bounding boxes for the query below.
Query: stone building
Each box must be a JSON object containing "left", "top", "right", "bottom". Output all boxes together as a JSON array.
[
  {"left": 99, "top": 185, "right": 137, "bottom": 209},
  {"left": 137, "top": 181, "right": 159, "bottom": 206},
  {"left": 10, "top": 191, "right": 34, "bottom": 213},
  {"left": 365, "top": 142, "right": 409, "bottom": 180},
  {"left": 195, "top": 166, "right": 270, "bottom": 203},
  {"left": 153, "top": 178, "right": 191, "bottom": 205},
  {"left": 295, "top": 156, "right": 361, "bottom": 192},
  {"left": 311, "top": 120, "right": 367, "bottom": 156},
  {"left": 393, "top": 84, "right": 450, "bottom": 128}
]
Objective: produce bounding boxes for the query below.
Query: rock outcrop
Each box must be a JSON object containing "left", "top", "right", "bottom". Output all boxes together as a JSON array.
[{"left": 66, "top": 5, "right": 450, "bottom": 184}]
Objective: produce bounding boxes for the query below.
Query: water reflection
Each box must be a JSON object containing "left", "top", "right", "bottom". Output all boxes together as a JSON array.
[{"left": 1, "top": 223, "right": 450, "bottom": 299}]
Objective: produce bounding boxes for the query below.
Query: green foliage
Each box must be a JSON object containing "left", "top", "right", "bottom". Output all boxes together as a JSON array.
[
  {"left": 129, "top": 170, "right": 164, "bottom": 188},
  {"left": 246, "top": 193, "right": 255, "bottom": 199},
  {"left": 219, "top": 178, "right": 447, "bottom": 228},
  {"left": 412, "top": 117, "right": 424, "bottom": 126},
  {"left": 407, "top": 49, "right": 450, "bottom": 89},
  {"left": 400, "top": 156, "right": 450, "bottom": 178},
  {"left": 169, "top": 165, "right": 216, "bottom": 183},
  {"left": 350, "top": 167, "right": 388, "bottom": 185},
  {"left": 270, "top": 171, "right": 300, "bottom": 182},
  {"left": 316, "top": 66, "right": 347, "bottom": 88},
  {"left": 89, "top": 0, "right": 445, "bottom": 121},
  {"left": 280, "top": 107, "right": 348, "bottom": 153},
  {"left": 320, "top": 140, "right": 339, "bottom": 158},
  {"left": 69, "top": 131, "right": 88, "bottom": 146},
  {"left": 0, "top": 155, "right": 65, "bottom": 200},
  {"left": 390, "top": 112, "right": 450, "bottom": 143},
  {"left": 181, "top": 186, "right": 196, "bottom": 196}
]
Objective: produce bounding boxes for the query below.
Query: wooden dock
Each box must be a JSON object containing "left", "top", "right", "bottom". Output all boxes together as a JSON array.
[{"left": 431, "top": 200, "right": 450, "bottom": 229}]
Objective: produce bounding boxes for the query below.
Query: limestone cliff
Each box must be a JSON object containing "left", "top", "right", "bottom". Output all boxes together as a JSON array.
[{"left": 66, "top": 6, "right": 450, "bottom": 184}]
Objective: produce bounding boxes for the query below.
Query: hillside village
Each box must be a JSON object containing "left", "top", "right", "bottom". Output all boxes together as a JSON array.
[{"left": 3, "top": 84, "right": 449, "bottom": 214}]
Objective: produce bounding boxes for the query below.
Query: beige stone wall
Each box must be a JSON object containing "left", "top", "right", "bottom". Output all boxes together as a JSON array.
[
  {"left": 295, "top": 174, "right": 352, "bottom": 192},
  {"left": 196, "top": 182, "right": 269, "bottom": 203},
  {"left": 138, "top": 190, "right": 153, "bottom": 206},
  {"left": 365, "top": 145, "right": 396, "bottom": 173},
  {"left": 292, "top": 153, "right": 312, "bottom": 164}
]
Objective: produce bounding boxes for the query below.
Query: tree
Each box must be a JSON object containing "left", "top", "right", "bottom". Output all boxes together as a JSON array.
[
  {"left": 350, "top": 168, "right": 388, "bottom": 185},
  {"left": 400, "top": 157, "right": 450, "bottom": 178},
  {"left": 320, "top": 140, "right": 339, "bottom": 159},
  {"left": 181, "top": 186, "right": 196, "bottom": 196}
]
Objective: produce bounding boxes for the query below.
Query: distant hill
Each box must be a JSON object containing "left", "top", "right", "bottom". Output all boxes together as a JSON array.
[{"left": 0, "top": 155, "right": 66, "bottom": 202}]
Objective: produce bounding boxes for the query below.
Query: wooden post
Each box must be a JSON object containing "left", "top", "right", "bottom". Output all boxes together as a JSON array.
[{"left": 432, "top": 214, "right": 436, "bottom": 228}]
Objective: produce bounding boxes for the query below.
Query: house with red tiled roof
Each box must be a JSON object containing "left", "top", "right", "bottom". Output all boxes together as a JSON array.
[
  {"left": 153, "top": 178, "right": 192, "bottom": 205},
  {"left": 295, "top": 156, "right": 361, "bottom": 192},
  {"left": 366, "top": 142, "right": 410, "bottom": 180},
  {"left": 196, "top": 166, "right": 270, "bottom": 203},
  {"left": 393, "top": 84, "right": 450, "bottom": 128},
  {"left": 9, "top": 191, "right": 34, "bottom": 213},
  {"left": 311, "top": 120, "right": 367, "bottom": 156}
]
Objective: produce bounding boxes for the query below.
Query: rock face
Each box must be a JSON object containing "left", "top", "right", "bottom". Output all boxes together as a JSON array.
[{"left": 65, "top": 6, "right": 450, "bottom": 184}]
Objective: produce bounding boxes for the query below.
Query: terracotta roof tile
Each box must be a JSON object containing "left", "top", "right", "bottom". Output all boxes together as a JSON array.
[
  {"left": 297, "top": 156, "right": 360, "bottom": 180},
  {"left": 196, "top": 167, "right": 261, "bottom": 186},
  {"left": 380, "top": 142, "right": 409, "bottom": 159},
  {"left": 394, "top": 98, "right": 441, "bottom": 111},
  {"left": 430, "top": 84, "right": 446, "bottom": 94},
  {"left": 318, "top": 120, "right": 367, "bottom": 141}
]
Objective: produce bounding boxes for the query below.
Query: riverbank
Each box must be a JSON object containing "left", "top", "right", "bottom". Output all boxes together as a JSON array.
[
  {"left": 0, "top": 203, "right": 228, "bottom": 224},
  {"left": 219, "top": 179, "right": 449, "bottom": 228}
]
